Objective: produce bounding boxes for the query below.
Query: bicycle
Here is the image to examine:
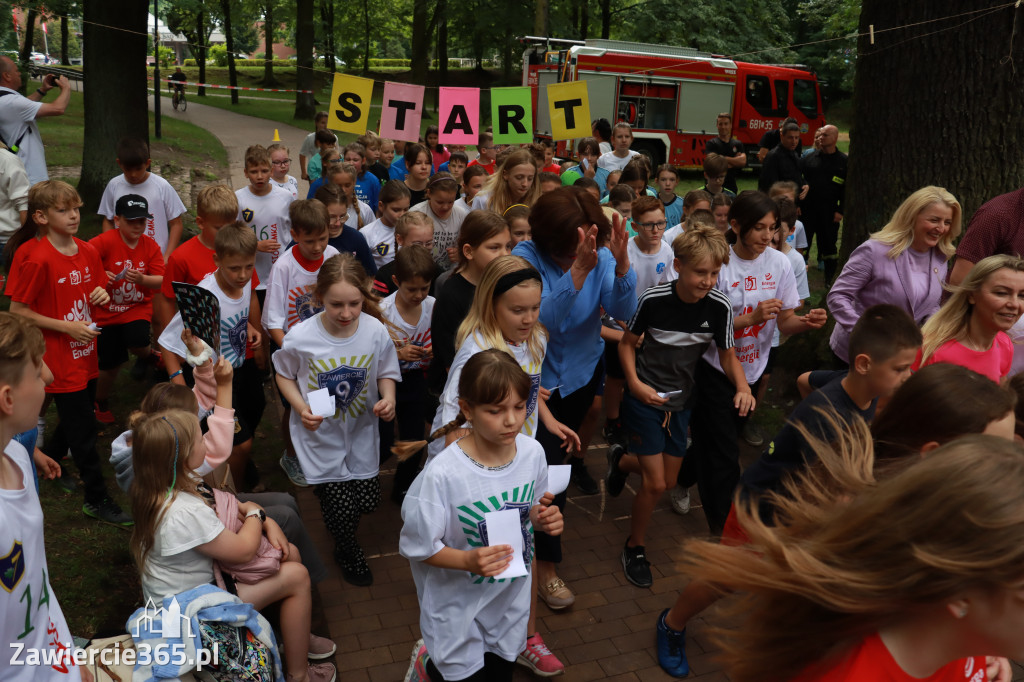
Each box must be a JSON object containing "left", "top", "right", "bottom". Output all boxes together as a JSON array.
[{"left": 171, "top": 86, "right": 187, "bottom": 112}]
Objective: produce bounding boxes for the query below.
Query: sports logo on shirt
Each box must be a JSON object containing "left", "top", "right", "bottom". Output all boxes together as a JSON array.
[
  {"left": 0, "top": 540, "right": 25, "bottom": 592},
  {"left": 526, "top": 373, "right": 541, "bottom": 427},
  {"left": 222, "top": 313, "right": 248, "bottom": 367},
  {"left": 375, "top": 242, "right": 390, "bottom": 257},
  {"left": 744, "top": 276, "right": 756, "bottom": 291},
  {"left": 288, "top": 286, "right": 322, "bottom": 328},
  {"left": 241, "top": 208, "right": 254, "bottom": 223},
  {"left": 309, "top": 354, "right": 375, "bottom": 418},
  {"left": 457, "top": 482, "right": 537, "bottom": 584},
  {"left": 70, "top": 270, "right": 81, "bottom": 286},
  {"left": 656, "top": 262, "right": 666, "bottom": 274}
]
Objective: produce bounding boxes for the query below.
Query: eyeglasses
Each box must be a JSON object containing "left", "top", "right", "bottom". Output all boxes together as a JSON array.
[
  {"left": 635, "top": 220, "right": 667, "bottom": 232},
  {"left": 408, "top": 240, "right": 435, "bottom": 249},
  {"left": 326, "top": 158, "right": 343, "bottom": 165},
  {"left": 272, "top": 159, "right": 291, "bottom": 166}
]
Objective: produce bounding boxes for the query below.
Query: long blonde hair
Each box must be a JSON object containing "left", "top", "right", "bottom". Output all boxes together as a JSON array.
[
  {"left": 920, "top": 254, "right": 1024, "bottom": 362},
  {"left": 684, "top": 431, "right": 1024, "bottom": 682},
  {"left": 485, "top": 149, "right": 541, "bottom": 215},
  {"left": 456, "top": 255, "right": 547, "bottom": 365},
  {"left": 870, "top": 185, "right": 961, "bottom": 260},
  {"left": 129, "top": 409, "right": 203, "bottom": 570}
]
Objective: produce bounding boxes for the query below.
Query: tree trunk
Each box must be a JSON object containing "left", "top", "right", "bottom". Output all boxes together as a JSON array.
[
  {"left": 20, "top": 9, "right": 36, "bottom": 79},
  {"left": 80, "top": 0, "right": 148, "bottom": 211},
  {"left": 197, "top": 10, "right": 207, "bottom": 97},
  {"left": 262, "top": 1, "right": 276, "bottom": 85},
  {"left": 293, "top": 0, "right": 315, "bottom": 119},
  {"left": 579, "top": 0, "right": 588, "bottom": 40},
  {"left": 841, "top": 1, "right": 1024, "bottom": 260},
  {"left": 534, "top": 0, "right": 548, "bottom": 35},
  {"left": 328, "top": 1, "right": 335, "bottom": 74},
  {"left": 220, "top": 0, "right": 239, "bottom": 104},
  {"left": 410, "top": 0, "right": 430, "bottom": 85},
  {"left": 600, "top": 0, "right": 610, "bottom": 38},
  {"left": 362, "top": 0, "right": 371, "bottom": 74},
  {"left": 437, "top": 0, "right": 447, "bottom": 87},
  {"left": 60, "top": 15, "right": 69, "bottom": 65}
]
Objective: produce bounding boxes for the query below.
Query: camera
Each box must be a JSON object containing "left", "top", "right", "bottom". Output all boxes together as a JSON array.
[{"left": 44, "top": 74, "right": 56, "bottom": 87}]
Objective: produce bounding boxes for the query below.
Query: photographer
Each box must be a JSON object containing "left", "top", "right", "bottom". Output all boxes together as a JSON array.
[{"left": 0, "top": 56, "right": 70, "bottom": 184}]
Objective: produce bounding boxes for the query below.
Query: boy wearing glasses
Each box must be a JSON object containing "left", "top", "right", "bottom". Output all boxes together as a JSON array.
[
  {"left": 268, "top": 143, "right": 298, "bottom": 200},
  {"left": 372, "top": 211, "right": 440, "bottom": 297}
]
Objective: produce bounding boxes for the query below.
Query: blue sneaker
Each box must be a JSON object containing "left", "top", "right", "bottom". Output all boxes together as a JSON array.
[{"left": 656, "top": 609, "right": 689, "bottom": 677}]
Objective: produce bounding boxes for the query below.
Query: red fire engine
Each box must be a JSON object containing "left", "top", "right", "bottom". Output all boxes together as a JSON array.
[{"left": 522, "top": 37, "right": 826, "bottom": 169}]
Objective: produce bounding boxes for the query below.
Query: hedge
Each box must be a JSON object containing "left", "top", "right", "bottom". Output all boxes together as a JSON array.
[{"left": 183, "top": 58, "right": 294, "bottom": 67}]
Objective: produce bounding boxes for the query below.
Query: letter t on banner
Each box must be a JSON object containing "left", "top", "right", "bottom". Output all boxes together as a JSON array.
[
  {"left": 490, "top": 87, "right": 533, "bottom": 144},
  {"left": 438, "top": 87, "right": 479, "bottom": 145},
  {"left": 380, "top": 82, "right": 425, "bottom": 142},
  {"left": 327, "top": 73, "right": 374, "bottom": 134},
  {"left": 546, "top": 80, "right": 591, "bottom": 141}
]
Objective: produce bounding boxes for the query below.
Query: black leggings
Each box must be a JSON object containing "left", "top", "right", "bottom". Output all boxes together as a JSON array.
[
  {"left": 47, "top": 380, "right": 109, "bottom": 505},
  {"left": 427, "top": 653, "right": 515, "bottom": 682},
  {"left": 314, "top": 477, "right": 381, "bottom": 571},
  {"left": 534, "top": 362, "right": 602, "bottom": 564}
]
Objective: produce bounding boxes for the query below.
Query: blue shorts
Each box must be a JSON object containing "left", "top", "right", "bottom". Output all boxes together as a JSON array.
[{"left": 623, "top": 392, "right": 691, "bottom": 457}]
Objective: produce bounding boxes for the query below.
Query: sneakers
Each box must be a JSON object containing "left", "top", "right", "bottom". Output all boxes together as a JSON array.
[
  {"left": 305, "top": 662, "right": 337, "bottom": 682},
  {"left": 517, "top": 632, "right": 565, "bottom": 676},
  {"left": 404, "top": 640, "right": 430, "bottom": 682},
  {"left": 569, "top": 457, "right": 598, "bottom": 495},
  {"left": 656, "top": 609, "right": 689, "bottom": 677},
  {"left": 669, "top": 486, "right": 691, "bottom": 515},
  {"left": 94, "top": 403, "right": 115, "bottom": 425},
  {"left": 622, "top": 541, "right": 652, "bottom": 587},
  {"left": 279, "top": 453, "right": 309, "bottom": 487},
  {"left": 83, "top": 497, "right": 133, "bottom": 527},
  {"left": 335, "top": 550, "right": 373, "bottom": 587},
  {"left": 605, "top": 442, "right": 627, "bottom": 497},
  {"left": 308, "top": 633, "right": 337, "bottom": 660},
  {"left": 538, "top": 577, "right": 575, "bottom": 610},
  {"left": 741, "top": 423, "right": 764, "bottom": 447}
]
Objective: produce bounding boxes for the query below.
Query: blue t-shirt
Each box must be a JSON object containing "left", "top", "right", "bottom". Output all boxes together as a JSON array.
[{"left": 355, "top": 173, "right": 381, "bottom": 210}]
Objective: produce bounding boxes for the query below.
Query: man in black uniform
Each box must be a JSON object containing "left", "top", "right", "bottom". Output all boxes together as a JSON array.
[
  {"left": 799, "top": 125, "right": 847, "bottom": 284},
  {"left": 758, "top": 121, "right": 805, "bottom": 194},
  {"left": 704, "top": 113, "right": 746, "bottom": 195}
]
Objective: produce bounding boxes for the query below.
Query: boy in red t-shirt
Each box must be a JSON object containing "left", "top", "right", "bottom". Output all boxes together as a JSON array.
[
  {"left": 89, "top": 194, "right": 165, "bottom": 423},
  {"left": 9, "top": 180, "right": 131, "bottom": 526}
]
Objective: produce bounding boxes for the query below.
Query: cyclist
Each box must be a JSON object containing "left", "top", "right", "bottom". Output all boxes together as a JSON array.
[{"left": 169, "top": 66, "right": 187, "bottom": 107}]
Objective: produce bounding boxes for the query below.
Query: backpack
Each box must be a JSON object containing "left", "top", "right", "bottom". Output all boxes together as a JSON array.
[{"left": 0, "top": 91, "right": 30, "bottom": 152}]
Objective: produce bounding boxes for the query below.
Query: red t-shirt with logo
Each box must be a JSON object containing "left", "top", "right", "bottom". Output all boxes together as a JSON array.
[
  {"left": 3, "top": 237, "right": 38, "bottom": 297},
  {"left": 791, "top": 633, "right": 986, "bottom": 682},
  {"left": 89, "top": 229, "right": 165, "bottom": 326},
  {"left": 161, "top": 235, "right": 216, "bottom": 299},
  {"left": 11, "top": 237, "right": 109, "bottom": 393}
]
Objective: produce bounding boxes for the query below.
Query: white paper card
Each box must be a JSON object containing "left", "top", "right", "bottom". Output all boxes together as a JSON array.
[
  {"left": 657, "top": 390, "right": 683, "bottom": 399},
  {"left": 87, "top": 322, "right": 100, "bottom": 331},
  {"left": 484, "top": 509, "right": 529, "bottom": 579},
  {"left": 308, "top": 387, "right": 336, "bottom": 417},
  {"left": 546, "top": 464, "right": 571, "bottom": 495}
]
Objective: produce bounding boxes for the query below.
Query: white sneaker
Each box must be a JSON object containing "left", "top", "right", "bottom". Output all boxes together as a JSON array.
[{"left": 669, "top": 486, "right": 691, "bottom": 515}]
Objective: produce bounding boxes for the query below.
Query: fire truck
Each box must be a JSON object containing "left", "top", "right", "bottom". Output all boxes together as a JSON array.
[{"left": 521, "top": 37, "right": 826, "bottom": 169}]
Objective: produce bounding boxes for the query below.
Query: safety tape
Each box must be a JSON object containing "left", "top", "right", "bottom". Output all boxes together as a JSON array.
[{"left": 151, "top": 76, "right": 313, "bottom": 94}]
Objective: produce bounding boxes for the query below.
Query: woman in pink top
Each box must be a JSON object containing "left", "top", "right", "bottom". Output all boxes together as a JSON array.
[{"left": 915, "top": 254, "right": 1024, "bottom": 382}]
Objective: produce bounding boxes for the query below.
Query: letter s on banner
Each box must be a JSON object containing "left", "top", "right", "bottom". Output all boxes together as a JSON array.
[
  {"left": 327, "top": 73, "right": 374, "bottom": 134},
  {"left": 438, "top": 87, "right": 479, "bottom": 145},
  {"left": 490, "top": 87, "right": 533, "bottom": 144},
  {"left": 546, "top": 80, "right": 591, "bottom": 141},
  {"left": 380, "top": 82, "right": 425, "bottom": 142}
]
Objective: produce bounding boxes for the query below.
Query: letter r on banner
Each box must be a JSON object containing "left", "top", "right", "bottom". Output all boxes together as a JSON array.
[
  {"left": 546, "top": 80, "right": 591, "bottom": 141},
  {"left": 327, "top": 73, "right": 374, "bottom": 134},
  {"left": 438, "top": 87, "right": 479, "bottom": 144},
  {"left": 380, "top": 82, "right": 425, "bottom": 142},
  {"left": 490, "top": 87, "right": 533, "bottom": 144}
]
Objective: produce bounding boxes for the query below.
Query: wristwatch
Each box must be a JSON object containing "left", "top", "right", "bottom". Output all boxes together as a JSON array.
[{"left": 246, "top": 508, "right": 266, "bottom": 523}]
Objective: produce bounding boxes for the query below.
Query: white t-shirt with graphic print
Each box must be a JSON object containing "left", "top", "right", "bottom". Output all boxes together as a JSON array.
[
  {"left": 627, "top": 238, "right": 677, "bottom": 297},
  {"left": 159, "top": 271, "right": 253, "bottom": 368}
]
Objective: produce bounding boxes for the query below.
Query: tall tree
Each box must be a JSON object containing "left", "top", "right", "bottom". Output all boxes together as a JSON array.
[
  {"left": 166, "top": 0, "right": 213, "bottom": 96},
  {"left": 410, "top": 0, "right": 433, "bottom": 85},
  {"left": 841, "top": 1, "right": 1024, "bottom": 256},
  {"left": 260, "top": 0, "right": 278, "bottom": 85},
  {"left": 80, "top": 0, "right": 148, "bottom": 209},
  {"left": 19, "top": 8, "right": 37, "bottom": 74},
  {"left": 294, "top": 0, "right": 315, "bottom": 119},
  {"left": 219, "top": 0, "right": 239, "bottom": 104}
]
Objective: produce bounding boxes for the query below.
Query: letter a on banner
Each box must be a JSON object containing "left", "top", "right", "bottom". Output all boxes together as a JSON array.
[
  {"left": 546, "top": 80, "right": 591, "bottom": 141},
  {"left": 380, "top": 82, "right": 425, "bottom": 142},
  {"left": 438, "top": 87, "right": 479, "bottom": 145},
  {"left": 327, "top": 73, "right": 374, "bottom": 134},
  {"left": 490, "top": 87, "right": 533, "bottom": 144}
]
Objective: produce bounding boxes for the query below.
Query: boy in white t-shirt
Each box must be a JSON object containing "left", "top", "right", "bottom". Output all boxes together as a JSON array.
[
  {"left": 597, "top": 122, "right": 641, "bottom": 173},
  {"left": 98, "top": 137, "right": 187, "bottom": 256},
  {"left": 361, "top": 179, "right": 412, "bottom": 269},
  {"left": 263, "top": 200, "right": 338, "bottom": 487},
  {"left": 235, "top": 145, "right": 293, "bottom": 294},
  {"left": 380, "top": 245, "right": 436, "bottom": 501},
  {"left": 768, "top": 181, "right": 809, "bottom": 254},
  {"left": 268, "top": 143, "right": 299, "bottom": 201},
  {"left": 0, "top": 313, "right": 82, "bottom": 682}
]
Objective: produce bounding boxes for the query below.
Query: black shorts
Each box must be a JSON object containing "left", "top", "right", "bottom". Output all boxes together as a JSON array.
[
  {"left": 231, "top": 358, "right": 267, "bottom": 446},
  {"left": 763, "top": 346, "right": 776, "bottom": 375},
  {"left": 603, "top": 338, "right": 625, "bottom": 380},
  {"left": 96, "top": 320, "right": 151, "bottom": 370}
]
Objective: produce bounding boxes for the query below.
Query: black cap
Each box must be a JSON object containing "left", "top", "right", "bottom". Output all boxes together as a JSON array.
[{"left": 115, "top": 194, "right": 152, "bottom": 220}]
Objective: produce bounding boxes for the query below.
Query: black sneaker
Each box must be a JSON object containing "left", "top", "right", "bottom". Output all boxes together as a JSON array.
[
  {"left": 83, "top": 497, "right": 133, "bottom": 527},
  {"left": 622, "top": 542, "right": 652, "bottom": 587},
  {"left": 335, "top": 550, "right": 373, "bottom": 587},
  {"left": 605, "top": 443, "right": 627, "bottom": 497},
  {"left": 569, "top": 457, "right": 598, "bottom": 495}
]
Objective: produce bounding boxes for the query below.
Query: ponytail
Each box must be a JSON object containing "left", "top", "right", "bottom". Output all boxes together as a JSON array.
[{"left": 392, "top": 412, "right": 467, "bottom": 461}]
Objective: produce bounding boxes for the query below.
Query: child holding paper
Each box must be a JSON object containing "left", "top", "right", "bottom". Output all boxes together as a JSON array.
[{"left": 399, "top": 349, "right": 563, "bottom": 682}]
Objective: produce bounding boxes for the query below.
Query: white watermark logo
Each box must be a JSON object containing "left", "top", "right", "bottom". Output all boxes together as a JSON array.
[{"left": 131, "top": 596, "right": 193, "bottom": 639}]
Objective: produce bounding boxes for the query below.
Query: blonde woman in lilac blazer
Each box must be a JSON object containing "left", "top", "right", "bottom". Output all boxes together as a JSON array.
[{"left": 827, "top": 186, "right": 961, "bottom": 363}]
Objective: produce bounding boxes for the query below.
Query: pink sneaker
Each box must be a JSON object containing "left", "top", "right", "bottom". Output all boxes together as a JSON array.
[
  {"left": 290, "top": 661, "right": 335, "bottom": 682},
  {"left": 517, "top": 632, "right": 565, "bottom": 677},
  {"left": 404, "top": 640, "right": 430, "bottom": 682},
  {"left": 308, "top": 632, "right": 337, "bottom": 660}
]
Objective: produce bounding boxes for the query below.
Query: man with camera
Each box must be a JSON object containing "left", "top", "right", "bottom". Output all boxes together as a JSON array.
[{"left": 0, "top": 56, "right": 70, "bottom": 184}]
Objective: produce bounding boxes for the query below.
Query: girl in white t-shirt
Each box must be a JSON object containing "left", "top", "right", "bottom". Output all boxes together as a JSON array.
[
  {"left": 268, "top": 143, "right": 299, "bottom": 201},
  {"left": 684, "top": 191, "right": 827, "bottom": 536},
  {"left": 360, "top": 180, "right": 411, "bottom": 268},
  {"left": 410, "top": 172, "right": 470, "bottom": 272},
  {"left": 399, "top": 349, "right": 564, "bottom": 682},
  {"left": 473, "top": 149, "right": 541, "bottom": 216},
  {"left": 130, "top": 409, "right": 336, "bottom": 682},
  {"left": 273, "top": 253, "right": 401, "bottom": 586}
]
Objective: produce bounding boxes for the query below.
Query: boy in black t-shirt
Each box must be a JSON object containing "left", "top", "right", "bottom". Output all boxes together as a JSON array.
[{"left": 610, "top": 225, "right": 755, "bottom": 588}]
